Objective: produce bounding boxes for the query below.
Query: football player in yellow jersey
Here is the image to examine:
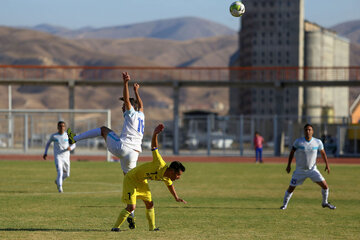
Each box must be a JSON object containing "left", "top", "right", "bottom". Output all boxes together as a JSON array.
[{"left": 111, "top": 123, "right": 186, "bottom": 232}]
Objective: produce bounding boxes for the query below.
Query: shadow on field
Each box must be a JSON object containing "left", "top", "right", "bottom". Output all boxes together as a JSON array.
[
  {"left": 0, "top": 228, "right": 108, "bottom": 232},
  {"left": 80, "top": 205, "right": 278, "bottom": 210}
]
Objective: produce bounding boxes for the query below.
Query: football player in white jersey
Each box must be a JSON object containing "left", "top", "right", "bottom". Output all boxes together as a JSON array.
[
  {"left": 43, "top": 121, "right": 76, "bottom": 193},
  {"left": 66, "top": 72, "right": 144, "bottom": 228},
  {"left": 280, "top": 124, "right": 336, "bottom": 210}
]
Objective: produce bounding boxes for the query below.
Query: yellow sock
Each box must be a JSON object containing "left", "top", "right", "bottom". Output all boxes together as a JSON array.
[
  {"left": 145, "top": 208, "right": 156, "bottom": 230},
  {"left": 113, "top": 209, "right": 131, "bottom": 228}
]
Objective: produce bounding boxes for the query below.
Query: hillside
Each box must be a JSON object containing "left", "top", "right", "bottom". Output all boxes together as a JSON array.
[
  {"left": 332, "top": 20, "right": 360, "bottom": 44},
  {"left": 30, "top": 17, "right": 237, "bottom": 41},
  {"left": 0, "top": 25, "right": 234, "bottom": 123}
]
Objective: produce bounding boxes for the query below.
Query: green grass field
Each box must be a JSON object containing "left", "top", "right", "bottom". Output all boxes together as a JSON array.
[{"left": 0, "top": 159, "right": 359, "bottom": 240}]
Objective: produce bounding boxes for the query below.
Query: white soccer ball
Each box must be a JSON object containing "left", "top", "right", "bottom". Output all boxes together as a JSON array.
[{"left": 229, "top": 1, "right": 245, "bottom": 17}]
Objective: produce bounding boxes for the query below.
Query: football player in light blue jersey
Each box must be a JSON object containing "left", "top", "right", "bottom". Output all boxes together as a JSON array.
[
  {"left": 280, "top": 123, "right": 336, "bottom": 210},
  {"left": 66, "top": 72, "right": 144, "bottom": 228},
  {"left": 43, "top": 121, "right": 76, "bottom": 193}
]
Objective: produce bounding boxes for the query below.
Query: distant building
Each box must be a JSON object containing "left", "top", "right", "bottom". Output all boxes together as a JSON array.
[
  {"left": 304, "top": 21, "right": 350, "bottom": 121},
  {"left": 230, "top": 0, "right": 350, "bottom": 122}
]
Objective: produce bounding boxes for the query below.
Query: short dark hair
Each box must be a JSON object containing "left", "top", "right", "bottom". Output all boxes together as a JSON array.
[
  {"left": 169, "top": 161, "right": 185, "bottom": 173},
  {"left": 119, "top": 97, "right": 138, "bottom": 110},
  {"left": 58, "top": 121, "right": 65, "bottom": 127},
  {"left": 304, "top": 123, "right": 313, "bottom": 130}
]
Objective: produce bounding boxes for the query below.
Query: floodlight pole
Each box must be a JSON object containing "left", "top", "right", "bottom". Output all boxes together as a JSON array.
[
  {"left": 173, "top": 81, "right": 180, "bottom": 155},
  {"left": 8, "top": 85, "right": 13, "bottom": 147}
]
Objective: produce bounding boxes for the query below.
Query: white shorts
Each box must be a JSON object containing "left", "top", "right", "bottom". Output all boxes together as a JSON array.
[
  {"left": 290, "top": 167, "right": 325, "bottom": 186},
  {"left": 55, "top": 157, "right": 70, "bottom": 176},
  {"left": 106, "top": 131, "right": 139, "bottom": 173}
]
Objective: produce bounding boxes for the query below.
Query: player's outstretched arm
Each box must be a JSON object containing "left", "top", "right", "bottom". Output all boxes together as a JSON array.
[
  {"left": 167, "top": 184, "right": 187, "bottom": 204},
  {"left": 151, "top": 124, "right": 164, "bottom": 150},
  {"left": 320, "top": 149, "right": 330, "bottom": 174},
  {"left": 286, "top": 147, "right": 296, "bottom": 173},
  {"left": 43, "top": 135, "right": 53, "bottom": 160},
  {"left": 122, "top": 72, "right": 132, "bottom": 111},
  {"left": 133, "top": 83, "right": 143, "bottom": 112}
]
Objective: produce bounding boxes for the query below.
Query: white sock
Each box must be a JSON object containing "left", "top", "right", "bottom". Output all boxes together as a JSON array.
[
  {"left": 283, "top": 191, "right": 293, "bottom": 208},
  {"left": 130, "top": 210, "right": 135, "bottom": 218},
  {"left": 322, "top": 188, "right": 329, "bottom": 205},
  {"left": 74, "top": 128, "right": 101, "bottom": 142}
]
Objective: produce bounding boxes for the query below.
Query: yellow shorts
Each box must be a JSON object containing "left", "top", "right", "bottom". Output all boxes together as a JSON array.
[{"left": 122, "top": 176, "right": 152, "bottom": 205}]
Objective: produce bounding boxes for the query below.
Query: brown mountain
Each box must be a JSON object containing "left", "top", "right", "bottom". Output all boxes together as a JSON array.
[
  {"left": 30, "top": 17, "right": 237, "bottom": 41},
  {"left": 0, "top": 26, "right": 235, "bottom": 124}
]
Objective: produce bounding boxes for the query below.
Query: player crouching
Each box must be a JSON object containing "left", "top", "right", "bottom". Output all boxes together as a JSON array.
[{"left": 111, "top": 124, "right": 186, "bottom": 232}]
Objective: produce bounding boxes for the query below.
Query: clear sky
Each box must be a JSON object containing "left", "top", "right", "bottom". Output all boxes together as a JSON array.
[{"left": 0, "top": 0, "right": 359, "bottom": 31}]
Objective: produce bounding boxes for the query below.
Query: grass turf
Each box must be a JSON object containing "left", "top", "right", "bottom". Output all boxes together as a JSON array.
[{"left": 0, "top": 160, "right": 359, "bottom": 240}]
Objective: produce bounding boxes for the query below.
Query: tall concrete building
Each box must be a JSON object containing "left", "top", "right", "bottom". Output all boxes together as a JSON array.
[
  {"left": 304, "top": 21, "right": 350, "bottom": 121},
  {"left": 230, "top": 0, "right": 350, "bottom": 121}
]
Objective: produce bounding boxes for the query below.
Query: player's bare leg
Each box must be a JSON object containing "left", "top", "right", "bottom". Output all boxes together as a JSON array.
[{"left": 316, "top": 181, "right": 336, "bottom": 209}]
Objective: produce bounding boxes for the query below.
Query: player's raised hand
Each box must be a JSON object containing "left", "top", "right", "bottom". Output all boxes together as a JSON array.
[
  {"left": 154, "top": 124, "right": 164, "bottom": 135},
  {"left": 133, "top": 83, "right": 140, "bottom": 91},
  {"left": 122, "top": 72, "right": 130, "bottom": 83}
]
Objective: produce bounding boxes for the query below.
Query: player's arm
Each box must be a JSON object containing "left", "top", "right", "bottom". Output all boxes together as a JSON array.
[
  {"left": 320, "top": 149, "right": 330, "bottom": 174},
  {"left": 122, "top": 72, "right": 132, "bottom": 111},
  {"left": 133, "top": 83, "right": 143, "bottom": 112},
  {"left": 286, "top": 147, "right": 296, "bottom": 173},
  {"left": 167, "top": 184, "right": 187, "bottom": 204},
  {"left": 43, "top": 135, "right": 54, "bottom": 160},
  {"left": 151, "top": 124, "right": 164, "bottom": 150},
  {"left": 67, "top": 143, "right": 76, "bottom": 151}
]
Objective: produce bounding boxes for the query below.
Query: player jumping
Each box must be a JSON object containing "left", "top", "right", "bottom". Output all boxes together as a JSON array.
[{"left": 66, "top": 72, "right": 145, "bottom": 228}]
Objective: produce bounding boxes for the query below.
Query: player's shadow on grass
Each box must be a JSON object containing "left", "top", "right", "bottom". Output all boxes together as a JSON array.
[
  {"left": 80, "top": 205, "right": 278, "bottom": 210},
  {"left": 0, "top": 228, "right": 107, "bottom": 232}
]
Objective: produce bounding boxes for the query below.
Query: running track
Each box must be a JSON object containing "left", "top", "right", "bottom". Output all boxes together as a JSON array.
[{"left": 0, "top": 154, "right": 359, "bottom": 164}]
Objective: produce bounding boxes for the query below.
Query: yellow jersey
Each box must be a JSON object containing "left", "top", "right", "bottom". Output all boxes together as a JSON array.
[{"left": 126, "top": 148, "right": 173, "bottom": 186}]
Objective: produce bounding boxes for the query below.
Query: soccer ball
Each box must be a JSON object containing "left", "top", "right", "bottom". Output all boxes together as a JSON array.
[{"left": 229, "top": 1, "right": 245, "bottom": 17}]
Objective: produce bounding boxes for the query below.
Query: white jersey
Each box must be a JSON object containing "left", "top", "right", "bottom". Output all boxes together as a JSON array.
[
  {"left": 44, "top": 132, "right": 76, "bottom": 161},
  {"left": 293, "top": 137, "right": 324, "bottom": 171},
  {"left": 119, "top": 106, "right": 145, "bottom": 152}
]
